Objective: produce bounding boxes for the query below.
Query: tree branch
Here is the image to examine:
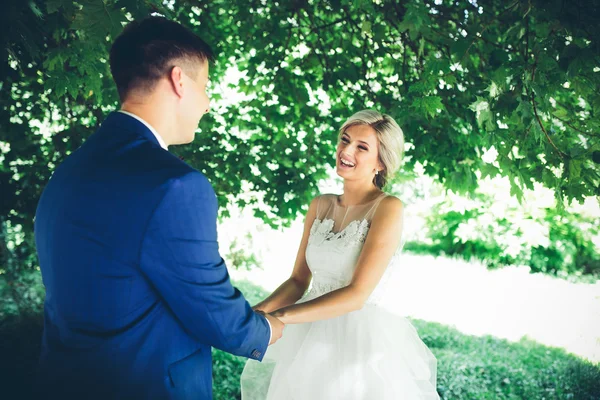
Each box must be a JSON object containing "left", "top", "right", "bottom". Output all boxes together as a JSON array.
[
  {"left": 553, "top": 114, "right": 597, "bottom": 137},
  {"left": 295, "top": 8, "right": 350, "bottom": 110},
  {"left": 306, "top": 16, "right": 350, "bottom": 34},
  {"left": 522, "top": 21, "right": 567, "bottom": 158},
  {"left": 460, "top": 0, "right": 520, "bottom": 63},
  {"left": 528, "top": 87, "right": 567, "bottom": 159}
]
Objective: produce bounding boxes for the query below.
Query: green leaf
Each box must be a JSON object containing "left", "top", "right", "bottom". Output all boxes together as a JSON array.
[
  {"left": 480, "top": 163, "right": 500, "bottom": 179},
  {"left": 552, "top": 108, "right": 569, "bottom": 119},
  {"left": 46, "top": 0, "right": 68, "bottom": 14},
  {"left": 516, "top": 98, "right": 533, "bottom": 120},
  {"left": 119, "top": 0, "right": 152, "bottom": 20},
  {"left": 443, "top": 74, "right": 457, "bottom": 86},
  {"left": 43, "top": 51, "right": 64, "bottom": 71},
  {"left": 469, "top": 97, "right": 494, "bottom": 131},
  {"left": 450, "top": 39, "right": 471, "bottom": 62},
  {"left": 469, "top": 97, "right": 488, "bottom": 114},
  {"left": 542, "top": 168, "right": 556, "bottom": 188},
  {"left": 361, "top": 20, "right": 372, "bottom": 36},
  {"left": 486, "top": 81, "right": 501, "bottom": 99},
  {"left": 591, "top": 95, "right": 600, "bottom": 113},
  {"left": 412, "top": 96, "right": 444, "bottom": 119},
  {"left": 408, "top": 80, "right": 431, "bottom": 94},
  {"left": 28, "top": 1, "right": 44, "bottom": 18},
  {"left": 447, "top": 164, "right": 477, "bottom": 195},
  {"left": 399, "top": 2, "right": 431, "bottom": 40},
  {"left": 509, "top": 178, "right": 524, "bottom": 202},
  {"left": 568, "top": 159, "right": 582, "bottom": 181},
  {"left": 72, "top": 0, "right": 127, "bottom": 40}
]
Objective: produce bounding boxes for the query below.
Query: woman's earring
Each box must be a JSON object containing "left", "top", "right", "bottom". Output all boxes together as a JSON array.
[{"left": 375, "top": 170, "right": 379, "bottom": 175}]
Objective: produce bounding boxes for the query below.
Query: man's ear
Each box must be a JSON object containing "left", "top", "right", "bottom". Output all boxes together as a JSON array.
[{"left": 169, "top": 66, "right": 185, "bottom": 98}]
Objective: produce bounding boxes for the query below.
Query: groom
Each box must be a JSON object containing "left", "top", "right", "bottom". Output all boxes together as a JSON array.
[{"left": 34, "top": 16, "right": 284, "bottom": 399}]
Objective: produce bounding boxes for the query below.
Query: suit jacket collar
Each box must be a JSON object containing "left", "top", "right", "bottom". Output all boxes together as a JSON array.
[
  {"left": 101, "top": 111, "right": 167, "bottom": 151},
  {"left": 117, "top": 110, "right": 168, "bottom": 150}
]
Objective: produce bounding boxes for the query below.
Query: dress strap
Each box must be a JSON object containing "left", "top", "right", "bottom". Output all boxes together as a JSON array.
[
  {"left": 316, "top": 195, "right": 335, "bottom": 220},
  {"left": 364, "top": 193, "right": 388, "bottom": 220},
  {"left": 317, "top": 194, "right": 335, "bottom": 220},
  {"left": 339, "top": 206, "right": 351, "bottom": 230}
]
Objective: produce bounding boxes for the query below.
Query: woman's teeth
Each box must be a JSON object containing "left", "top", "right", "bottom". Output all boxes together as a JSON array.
[{"left": 340, "top": 158, "right": 355, "bottom": 167}]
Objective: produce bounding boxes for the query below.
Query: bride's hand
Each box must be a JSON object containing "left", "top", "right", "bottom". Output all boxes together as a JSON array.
[
  {"left": 253, "top": 302, "right": 269, "bottom": 314},
  {"left": 269, "top": 309, "right": 288, "bottom": 324}
]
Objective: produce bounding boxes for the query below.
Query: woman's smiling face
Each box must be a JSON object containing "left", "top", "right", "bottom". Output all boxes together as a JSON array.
[{"left": 336, "top": 124, "right": 382, "bottom": 184}]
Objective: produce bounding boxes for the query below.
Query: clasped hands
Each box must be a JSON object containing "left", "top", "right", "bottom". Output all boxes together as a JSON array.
[{"left": 253, "top": 304, "right": 285, "bottom": 345}]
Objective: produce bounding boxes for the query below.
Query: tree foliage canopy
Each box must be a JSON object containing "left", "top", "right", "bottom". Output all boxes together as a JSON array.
[{"left": 1, "top": 0, "right": 599, "bottom": 308}]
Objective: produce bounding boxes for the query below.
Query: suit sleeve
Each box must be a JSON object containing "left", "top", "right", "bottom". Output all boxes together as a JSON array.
[{"left": 139, "top": 171, "right": 270, "bottom": 361}]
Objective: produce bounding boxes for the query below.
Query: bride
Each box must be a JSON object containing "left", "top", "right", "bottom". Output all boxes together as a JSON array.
[{"left": 241, "top": 110, "right": 439, "bottom": 399}]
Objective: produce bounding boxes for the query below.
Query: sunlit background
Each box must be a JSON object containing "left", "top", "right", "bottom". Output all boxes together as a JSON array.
[
  {"left": 204, "top": 60, "right": 600, "bottom": 365},
  {"left": 220, "top": 169, "right": 600, "bottom": 364}
]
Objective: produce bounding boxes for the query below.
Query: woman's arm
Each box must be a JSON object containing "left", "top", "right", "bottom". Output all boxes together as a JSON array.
[
  {"left": 252, "top": 197, "right": 319, "bottom": 314},
  {"left": 271, "top": 196, "right": 404, "bottom": 324}
]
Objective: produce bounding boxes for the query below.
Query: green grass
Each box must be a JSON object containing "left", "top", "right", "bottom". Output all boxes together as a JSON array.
[
  {"left": 412, "top": 319, "right": 600, "bottom": 399},
  {"left": 1, "top": 280, "right": 598, "bottom": 399}
]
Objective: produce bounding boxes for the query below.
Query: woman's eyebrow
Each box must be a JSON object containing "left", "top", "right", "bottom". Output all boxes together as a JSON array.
[{"left": 342, "top": 133, "right": 370, "bottom": 146}]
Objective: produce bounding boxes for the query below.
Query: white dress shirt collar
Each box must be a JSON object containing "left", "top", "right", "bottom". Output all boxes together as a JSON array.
[{"left": 118, "top": 110, "right": 168, "bottom": 150}]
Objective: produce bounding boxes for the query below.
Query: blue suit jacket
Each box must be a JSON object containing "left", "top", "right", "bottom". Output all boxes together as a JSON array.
[{"left": 34, "top": 112, "right": 270, "bottom": 399}]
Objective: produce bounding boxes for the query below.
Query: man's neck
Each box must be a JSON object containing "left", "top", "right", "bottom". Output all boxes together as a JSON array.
[{"left": 120, "top": 103, "right": 173, "bottom": 148}]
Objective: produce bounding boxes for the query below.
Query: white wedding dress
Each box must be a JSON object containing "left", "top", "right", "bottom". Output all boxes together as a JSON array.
[{"left": 241, "top": 194, "right": 439, "bottom": 399}]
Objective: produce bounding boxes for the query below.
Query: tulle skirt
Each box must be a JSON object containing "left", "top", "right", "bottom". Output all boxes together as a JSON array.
[{"left": 240, "top": 304, "right": 439, "bottom": 399}]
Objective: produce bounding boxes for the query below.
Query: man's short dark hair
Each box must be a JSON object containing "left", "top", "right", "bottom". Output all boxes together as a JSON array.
[{"left": 109, "top": 16, "right": 214, "bottom": 101}]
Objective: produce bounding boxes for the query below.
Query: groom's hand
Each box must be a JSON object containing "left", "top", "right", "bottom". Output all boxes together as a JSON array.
[{"left": 264, "top": 313, "right": 284, "bottom": 345}]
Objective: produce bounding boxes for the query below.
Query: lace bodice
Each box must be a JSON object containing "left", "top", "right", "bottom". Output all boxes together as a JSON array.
[{"left": 301, "top": 194, "right": 403, "bottom": 305}]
